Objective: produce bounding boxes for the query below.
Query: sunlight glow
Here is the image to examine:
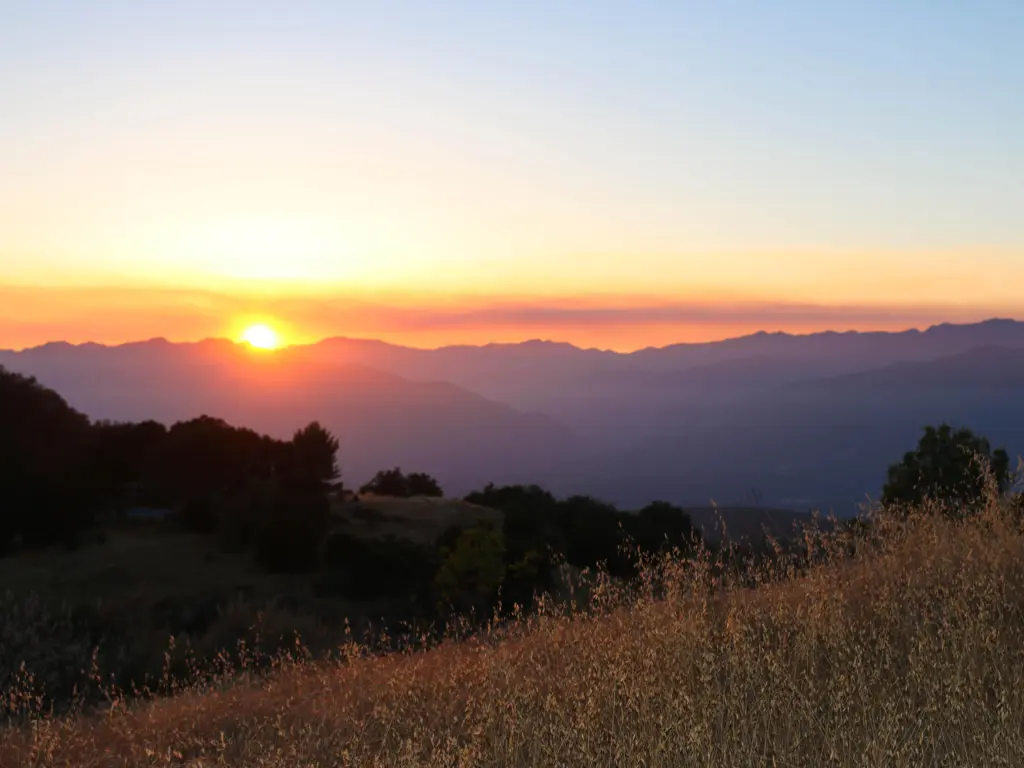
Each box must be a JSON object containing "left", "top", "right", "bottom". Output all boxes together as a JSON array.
[{"left": 240, "top": 324, "right": 280, "bottom": 350}]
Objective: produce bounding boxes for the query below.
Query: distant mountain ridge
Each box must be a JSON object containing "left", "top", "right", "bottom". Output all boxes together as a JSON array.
[
  {"left": 8, "top": 316, "right": 1024, "bottom": 369},
  {"left": 4, "top": 318, "right": 1024, "bottom": 513}
]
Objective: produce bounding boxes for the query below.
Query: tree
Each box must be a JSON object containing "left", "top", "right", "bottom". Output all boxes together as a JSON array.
[
  {"left": 89, "top": 419, "right": 168, "bottom": 504},
  {"left": 435, "top": 523, "right": 506, "bottom": 616},
  {"left": 555, "top": 495, "right": 626, "bottom": 573},
  {"left": 464, "top": 483, "right": 558, "bottom": 513},
  {"left": 254, "top": 422, "right": 340, "bottom": 573},
  {"left": 155, "top": 416, "right": 281, "bottom": 533},
  {"left": 286, "top": 421, "right": 341, "bottom": 494},
  {"left": 882, "top": 424, "right": 1010, "bottom": 510},
  {"left": 360, "top": 467, "right": 443, "bottom": 498},
  {"left": 0, "top": 367, "right": 93, "bottom": 551},
  {"left": 629, "top": 501, "right": 699, "bottom": 555},
  {"left": 406, "top": 472, "right": 444, "bottom": 497},
  {"left": 465, "top": 484, "right": 562, "bottom": 610}
]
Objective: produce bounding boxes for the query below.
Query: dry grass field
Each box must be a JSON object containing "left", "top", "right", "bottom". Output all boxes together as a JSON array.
[{"left": 4, "top": 487, "right": 1024, "bottom": 766}]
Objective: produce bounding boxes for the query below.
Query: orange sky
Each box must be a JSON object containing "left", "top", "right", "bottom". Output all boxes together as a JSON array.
[
  {"left": 1, "top": 284, "right": 1017, "bottom": 353},
  {"left": 2, "top": 5, "right": 1022, "bottom": 351}
]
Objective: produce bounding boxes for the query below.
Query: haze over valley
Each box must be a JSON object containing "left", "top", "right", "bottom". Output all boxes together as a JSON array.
[{"left": 5, "top": 317, "right": 1024, "bottom": 514}]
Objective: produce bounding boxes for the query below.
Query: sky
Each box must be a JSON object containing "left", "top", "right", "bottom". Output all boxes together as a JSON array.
[{"left": 1, "top": 1, "right": 1022, "bottom": 350}]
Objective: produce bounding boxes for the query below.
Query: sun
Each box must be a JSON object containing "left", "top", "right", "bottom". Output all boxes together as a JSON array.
[{"left": 240, "top": 324, "right": 280, "bottom": 350}]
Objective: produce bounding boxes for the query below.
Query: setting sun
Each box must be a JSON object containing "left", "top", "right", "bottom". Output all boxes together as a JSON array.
[{"left": 240, "top": 324, "right": 280, "bottom": 350}]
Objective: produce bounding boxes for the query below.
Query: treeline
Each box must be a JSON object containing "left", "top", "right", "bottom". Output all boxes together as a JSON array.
[
  {"left": 322, "top": 483, "right": 699, "bottom": 620},
  {"left": 0, "top": 367, "right": 700, "bottom": 617},
  {"left": 0, "top": 367, "right": 340, "bottom": 568},
  {"left": 5, "top": 362, "right": 1015, "bottom": 614}
]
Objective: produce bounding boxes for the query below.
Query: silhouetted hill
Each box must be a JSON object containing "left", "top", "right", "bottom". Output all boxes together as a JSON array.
[
  {"left": 0, "top": 340, "right": 579, "bottom": 496},
  {"left": 294, "top": 319, "right": 1024, "bottom": 439},
  {"left": 630, "top": 318, "right": 1024, "bottom": 370}
]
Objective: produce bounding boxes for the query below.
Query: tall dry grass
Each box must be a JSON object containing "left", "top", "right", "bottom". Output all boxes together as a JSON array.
[{"left": 4, "top": 489, "right": 1024, "bottom": 767}]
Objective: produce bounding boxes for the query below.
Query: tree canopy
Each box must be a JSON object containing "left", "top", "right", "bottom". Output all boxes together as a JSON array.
[
  {"left": 882, "top": 424, "right": 1011, "bottom": 510},
  {"left": 359, "top": 467, "right": 444, "bottom": 498},
  {"left": 0, "top": 367, "right": 93, "bottom": 550}
]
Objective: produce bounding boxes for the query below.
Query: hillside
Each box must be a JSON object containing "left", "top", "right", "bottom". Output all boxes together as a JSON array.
[
  {"left": 5, "top": 490, "right": 1023, "bottom": 766},
  {"left": 333, "top": 494, "right": 503, "bottom": 544}
]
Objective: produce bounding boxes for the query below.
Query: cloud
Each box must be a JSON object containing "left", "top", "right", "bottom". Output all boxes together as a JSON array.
[{"left": 269, "top": 293, "right": 1010, "bottom": 335}]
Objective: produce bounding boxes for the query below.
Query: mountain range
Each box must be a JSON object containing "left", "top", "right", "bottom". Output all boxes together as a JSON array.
[{"left": 4, "top": 318, "right": 1024, "bottom": 514}]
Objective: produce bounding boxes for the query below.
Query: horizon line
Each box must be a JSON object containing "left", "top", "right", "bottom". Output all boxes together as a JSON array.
[{"left": 3, "top": 316, "right": 1021, "bottom": 357}]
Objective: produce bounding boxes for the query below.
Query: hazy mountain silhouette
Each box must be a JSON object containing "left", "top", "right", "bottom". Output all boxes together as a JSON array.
[
  {"left": 0, "top": 339, "right": 580, "bottom": 496},
  {"left": 578, "top": 343, "right": 1024, "bottom": 513},
  {"left": 303, "top": 319, "right": 1024, "bottom": 393},
  {"left": 4, "top": 318, "right": 1024, "bottom": 512},
  {"left": 295, "top": 319, "right": 1024, "bottom": 439}
]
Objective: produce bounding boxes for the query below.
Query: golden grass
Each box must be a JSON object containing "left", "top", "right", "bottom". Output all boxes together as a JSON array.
[{"left": 5, "top": 493, "right": 1024, "bottom": 767}]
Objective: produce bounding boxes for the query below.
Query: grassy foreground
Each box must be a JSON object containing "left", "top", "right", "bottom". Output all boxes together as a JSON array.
[{"left": 4, "top": 493, "right": 1024, "bottom": 767}]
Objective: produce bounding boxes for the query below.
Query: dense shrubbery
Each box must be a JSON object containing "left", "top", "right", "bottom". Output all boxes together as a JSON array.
[{"left": 465, "top": 483, "right": 700, "bottom": 579}]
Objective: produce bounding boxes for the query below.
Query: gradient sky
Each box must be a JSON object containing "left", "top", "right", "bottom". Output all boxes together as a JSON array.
[{"left": 1, "top": 1, "right": 1022, "bottom": 350}]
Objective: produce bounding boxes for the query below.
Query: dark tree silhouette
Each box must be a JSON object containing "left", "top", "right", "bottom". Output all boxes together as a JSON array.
[
  {"left": 155, "top": 416, "right": 280, "bottom": 532},
  {"left": 464, "top": 483, "right": 558, "bottom": 512},
  {"left": 0, "top": 367, "right": 92, "bottom": 551},
  {"left": 286, "top": 421, "right": 341, "bottom": 494},
  {"left": 360, "top": 467, "right": 402, "bottom": 496},
  {"left": 464, "top": 484, "right": 562, "bottom": 609},
  {"left": 629, "top": 501, "right": 698, "bottom": 555},
  {"left": 88, "top": 420, "right": 169, "bottom": 511},
  {"left": 360, "top": 467, "right": 443, "bottom": 498},
  {"left": 555, "top": 495, "right": 626, "bottom": 573},
  {"left": 252, "top": 422, "right": 339, "bottom": 573},
  {"left": 406, "top": 472, "right": 443, "bottom": 497},
  {"left": 465, "top": 484, "right": 699, "bottom": 582},
  {"left": 882, "top": 424, "right": 1011, "bottom": 510}
]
